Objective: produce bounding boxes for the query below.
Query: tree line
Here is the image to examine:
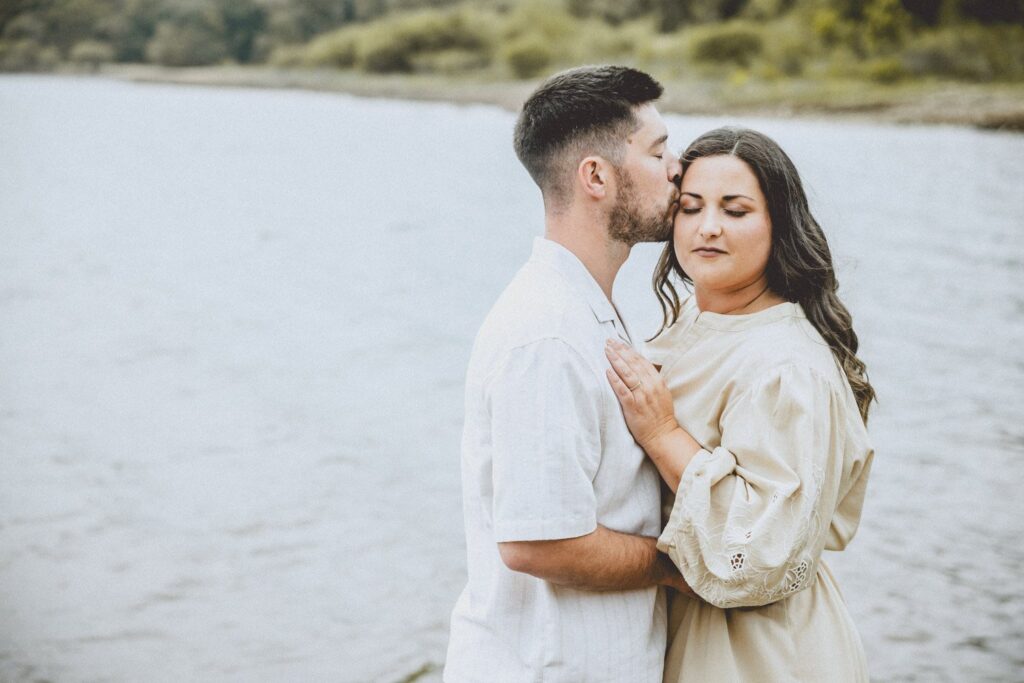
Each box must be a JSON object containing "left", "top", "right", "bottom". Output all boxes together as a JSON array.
[{"left": 1, "top": 0, "right": 1021, "bottom": 79}]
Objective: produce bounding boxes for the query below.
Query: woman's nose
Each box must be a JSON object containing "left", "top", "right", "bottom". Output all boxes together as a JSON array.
[{"left": 699, "top": 211, "right": 722, "bottom": 237}]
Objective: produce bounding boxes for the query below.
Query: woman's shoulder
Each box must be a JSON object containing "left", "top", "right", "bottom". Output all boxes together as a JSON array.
[
  {"left": 723, "top": 304, "right": 849, "bottom": 395},
  {"left": 648, "top": 299, "right": 848, "bottom": 391},
  {"left": 753, "top": 307, "right": 836, "bottom": 364}
]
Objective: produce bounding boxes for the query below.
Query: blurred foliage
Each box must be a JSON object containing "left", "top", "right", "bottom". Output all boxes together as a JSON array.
[
  {"left": 0, "top": 0, "right": 1021, "bottom": 85},
  {"left": 690, "top": 23, "right": 763, "bottom": 66},
  {"left": 501, "top": 32, "right": 552, "bottom": 78},
  {"left": 69, "top": 38, "right": 115, "bottom": 68}
]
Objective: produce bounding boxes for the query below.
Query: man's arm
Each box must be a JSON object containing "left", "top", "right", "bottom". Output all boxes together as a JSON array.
[{"left": 499, "top": 525, "right": 694, "bottom": 594}]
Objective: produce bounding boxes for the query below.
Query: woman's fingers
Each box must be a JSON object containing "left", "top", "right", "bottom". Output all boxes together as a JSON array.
[
  {"left": 608, "top": 338, "right": 658, "bottom": 382},
  {"left": 604, "top": 342, "right": 641, "bottom": 389},
  {"left": 605, "top": 368, "right": 635, "bottom": 406}
]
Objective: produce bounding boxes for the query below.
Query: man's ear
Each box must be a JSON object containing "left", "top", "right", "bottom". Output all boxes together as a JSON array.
[{"left": 576, "top": 156, "right": 612, "bottom": 200}]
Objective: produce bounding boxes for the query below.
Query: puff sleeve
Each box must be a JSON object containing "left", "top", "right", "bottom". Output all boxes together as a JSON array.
[{"left": 656, "top": 364, "right": 849, "bottom": 608}]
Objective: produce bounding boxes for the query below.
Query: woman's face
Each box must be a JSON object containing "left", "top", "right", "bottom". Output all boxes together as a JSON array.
[{"left": 674, "top": 154, "right": 772, "bottom": 296}]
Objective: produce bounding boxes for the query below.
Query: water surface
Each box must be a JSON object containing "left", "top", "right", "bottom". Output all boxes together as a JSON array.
[{"left": 1, "top": 75, "right": 1022, "bottom": 682}]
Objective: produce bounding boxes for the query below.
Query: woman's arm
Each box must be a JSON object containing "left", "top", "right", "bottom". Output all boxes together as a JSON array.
[{"left": 604, "top": 338, "right": 702, "bottom": 492}]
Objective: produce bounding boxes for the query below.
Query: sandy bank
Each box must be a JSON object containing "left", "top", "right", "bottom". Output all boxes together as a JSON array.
[{"left": 81, "top": 64, "right": 1024, "bottom": 132}]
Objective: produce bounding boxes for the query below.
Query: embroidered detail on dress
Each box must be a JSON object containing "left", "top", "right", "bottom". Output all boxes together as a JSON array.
[
  {"left": 730, "top": 553, "right": 746, "bottom": 571},
  {"left": 667, "top": 462, "right": 827, "bottom": 608},
  {"left": 785, "top": 560, "right": 810, "bottom": 594}
]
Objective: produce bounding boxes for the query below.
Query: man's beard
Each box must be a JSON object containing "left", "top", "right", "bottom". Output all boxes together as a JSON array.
[{"left": 607, "top": 169, "right": 677, "bottom": 247}]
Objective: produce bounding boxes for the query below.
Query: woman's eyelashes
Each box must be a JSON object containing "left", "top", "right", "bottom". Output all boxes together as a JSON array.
[{"left": 679, "top": 205, "right": 750, "bottom": 217}]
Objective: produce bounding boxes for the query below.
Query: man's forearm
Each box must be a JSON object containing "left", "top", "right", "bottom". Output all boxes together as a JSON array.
[{"left": 499, "top": 525, "right": 681, "bottom": 591}]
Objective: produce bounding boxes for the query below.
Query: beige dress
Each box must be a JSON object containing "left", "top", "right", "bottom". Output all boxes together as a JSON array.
[{"left": 646, "top": 297, "right": 874, "bottom": 683}]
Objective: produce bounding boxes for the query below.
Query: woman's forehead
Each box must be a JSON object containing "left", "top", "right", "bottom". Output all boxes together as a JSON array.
[{"left": 683, "top": 155, "right": 760, "bottom": 191}]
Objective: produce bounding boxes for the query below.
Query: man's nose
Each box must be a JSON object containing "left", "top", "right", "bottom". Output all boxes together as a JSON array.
[{"left": 668, "top": 156, "right": 683, "bottom": 186}]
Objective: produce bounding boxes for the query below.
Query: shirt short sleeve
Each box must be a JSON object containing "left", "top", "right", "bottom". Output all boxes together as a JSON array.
[{"left": 486, "top": 337, "right": 602, "bottom": 543}]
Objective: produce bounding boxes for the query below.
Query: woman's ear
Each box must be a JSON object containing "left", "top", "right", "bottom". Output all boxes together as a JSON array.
[{"left": 577, "top": 156, "right": 611, "bottom": 200}]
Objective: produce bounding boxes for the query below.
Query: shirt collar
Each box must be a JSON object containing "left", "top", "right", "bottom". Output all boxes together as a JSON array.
[{"left": 530, "top": 237, "right": 628, "bottom": 334}]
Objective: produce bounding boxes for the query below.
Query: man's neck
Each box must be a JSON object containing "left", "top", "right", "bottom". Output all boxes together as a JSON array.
[{"left": 544, "top": 212, "right": 629, "bottom": 301}]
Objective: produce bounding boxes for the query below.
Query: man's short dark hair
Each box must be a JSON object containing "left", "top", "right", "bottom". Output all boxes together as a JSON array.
[{"left": 513, "top": 65, "right": 664, "bottom": 206}]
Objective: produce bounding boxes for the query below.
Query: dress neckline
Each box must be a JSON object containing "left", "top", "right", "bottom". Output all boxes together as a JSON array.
[{"left": 686, "top": 296, "right": 803, "bottom": 332}]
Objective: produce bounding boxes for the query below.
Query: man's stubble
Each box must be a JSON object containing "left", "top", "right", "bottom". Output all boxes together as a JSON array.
[{"left": 607, "top": 168, "right": 678, "bottom": 247}]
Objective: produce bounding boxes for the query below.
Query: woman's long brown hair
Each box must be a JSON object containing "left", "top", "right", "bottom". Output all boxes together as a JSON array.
[{"left": 653, "top": 127, "right": 876, "bottom": 422}]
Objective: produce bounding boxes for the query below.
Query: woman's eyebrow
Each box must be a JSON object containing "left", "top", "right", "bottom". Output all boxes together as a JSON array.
[{"left": 682, "top": 192, "right": 755, "bottom": 201}]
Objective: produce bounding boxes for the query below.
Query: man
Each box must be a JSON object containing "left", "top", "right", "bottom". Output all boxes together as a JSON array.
[{"left": 444, "top": 66, "right": 687, "bottom": 683}]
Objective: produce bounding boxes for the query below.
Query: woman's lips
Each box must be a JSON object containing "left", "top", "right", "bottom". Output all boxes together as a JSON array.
[{"left": 693, "top": 247, "right": 726, "bottom": 257}]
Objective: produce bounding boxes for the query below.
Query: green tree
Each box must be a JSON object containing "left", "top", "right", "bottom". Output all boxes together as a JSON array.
[
  {"left": 864, "top": 0, "right": 912, "bottom": 51},
  {"left": 220, "top": 0, "right": 265, "bottom": 62},
  {"left": 960, "top": 0, "right": 1023, "bottom": 24},
  {"left": 69, "top": 38, "right": 115, "bottom": 68},
  {"left": 144, "top": 9, "right": 228, "bottom": 66}
]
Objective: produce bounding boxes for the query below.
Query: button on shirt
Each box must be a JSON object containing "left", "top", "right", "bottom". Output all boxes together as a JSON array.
[{"left": 444, "top": 238, "right": 666, "bottom": 683}]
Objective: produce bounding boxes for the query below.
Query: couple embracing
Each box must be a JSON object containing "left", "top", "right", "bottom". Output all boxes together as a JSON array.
[{"left": 444, "top": 65, "right": 875, "bottom": 683}]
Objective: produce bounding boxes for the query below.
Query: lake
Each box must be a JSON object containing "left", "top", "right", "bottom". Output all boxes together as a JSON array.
[{"left": 1, "top": 75, "right": 1022, "bottom": 682}]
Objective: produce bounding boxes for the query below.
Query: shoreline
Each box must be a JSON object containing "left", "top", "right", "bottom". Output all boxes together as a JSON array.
[{"left": 36, "top": 63, "right": 1024, "bottom": 132}]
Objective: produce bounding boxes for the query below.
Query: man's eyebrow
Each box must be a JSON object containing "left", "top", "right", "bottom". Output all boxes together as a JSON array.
[{"left": 648, "top": 134, "right": 668, "bottom": 149}]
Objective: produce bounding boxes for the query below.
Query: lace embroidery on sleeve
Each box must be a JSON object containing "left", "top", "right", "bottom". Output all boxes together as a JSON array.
[{"left": 673, "top": 463, "right": 826, "bottom": 608}]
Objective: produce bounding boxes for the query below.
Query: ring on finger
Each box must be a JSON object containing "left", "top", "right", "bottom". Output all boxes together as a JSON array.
[{"left": 628, "top": 380, "right": 642, "bottom": 392}]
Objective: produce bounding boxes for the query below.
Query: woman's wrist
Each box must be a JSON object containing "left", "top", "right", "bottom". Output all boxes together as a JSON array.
[{"left": 643, "top": 427, "right": 702, "bottom": 491}]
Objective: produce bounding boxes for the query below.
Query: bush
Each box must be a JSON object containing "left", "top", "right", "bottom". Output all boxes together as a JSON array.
[
  {"left": 691, "top": 25, "right": 764, "bottom": 67},
  {"left": 263, "top": 43, "right": 299, "bottom": 66},
  {"left": 303, "top": 27, "right": 359, "bottom": 68},
  {"left": 0, "top": 38, "right": 60, "bottom": 72},
  {"left": 863, "top": 0, "right": 912, "bottom": 53},
  {"left": 741, "top": 0, "right": 790, "bottom": 21},
  {"left": 577, "top": 17, "right": 645, "bottom": 59},
  {"left": 811, "top": 8, "right": 843, "bottom": 45},
  {"left": 145, "top": 20, "right": 228, "bottom": 67},
  {"left": 69, "top": 40, "right": 115, "bottom": 69},
  {"left": 503, "top": 1, "right": 577, "bottom": 45},
  {"left": 301, "top": 8, "right": 495, "bottom": 74},
  {"left": 635, "top": 31, "right": 692, "bottom": 75},
  {"left": 760, "top": 18, "right": 815, "bottom": 77},
  {"left": 411, "top": 48, "right": 491, "bottom": 74},
  {"left": 358, "top": 27, "right": 415, "bottom": 73},
  {"left": 864, "top": 57, "right": 906, "bottom": 83},
  {"left": 501, "top": 34, "right": 554, "bottom": 78},
  {"left": 901, "top": 25, "right": 1024, "bottom": 81},
  {"left": 2, "top": 13, "right": 47, "bottom": 42}
]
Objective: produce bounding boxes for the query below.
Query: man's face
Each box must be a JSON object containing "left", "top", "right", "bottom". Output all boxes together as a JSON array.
[{"left": 607, "top": 104, "right": 681, "bottom": 246}]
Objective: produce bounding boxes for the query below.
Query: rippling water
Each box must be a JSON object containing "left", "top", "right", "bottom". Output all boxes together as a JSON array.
[{"left": 1, "top": 75, "right": 1022, "bottom": 683}]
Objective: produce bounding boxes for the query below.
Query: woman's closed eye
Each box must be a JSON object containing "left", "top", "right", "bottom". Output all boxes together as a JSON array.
[{"left": 681, "top": 205, "right": 749, "bottom": 217}]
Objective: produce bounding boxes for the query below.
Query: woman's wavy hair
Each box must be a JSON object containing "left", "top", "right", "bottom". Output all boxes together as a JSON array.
[{"left": 652, "top": 126, "right": 876, "bottom": 422}]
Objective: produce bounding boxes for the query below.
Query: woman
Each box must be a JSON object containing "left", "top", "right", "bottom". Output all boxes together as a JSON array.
[{"left": 604, "top": 127, "right": 875, "bottom": 682}]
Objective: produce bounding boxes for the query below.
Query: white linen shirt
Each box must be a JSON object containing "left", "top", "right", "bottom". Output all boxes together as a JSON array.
[{"left": 444, "top": 238, "right": 666, "bottom": 683}]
